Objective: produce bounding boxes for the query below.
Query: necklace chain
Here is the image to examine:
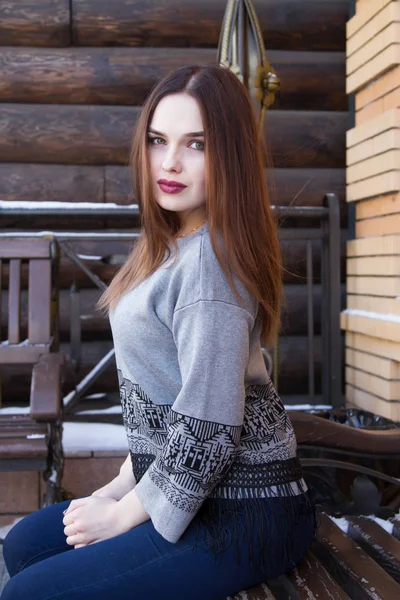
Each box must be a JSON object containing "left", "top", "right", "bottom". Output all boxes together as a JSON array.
[{"left": 176, "top": 220, "right": 207, "bottom": 239}]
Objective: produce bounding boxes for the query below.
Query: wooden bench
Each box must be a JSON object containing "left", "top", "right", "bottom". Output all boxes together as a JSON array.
[
  {"left": 227, "top": 511, "right": 400, "bottom": 599},
  {"left": 0, "top": 238, "right": 65, "bottom": 506},
  {"left": 226, "top": 410, "right": 400, "bottom": 598}
]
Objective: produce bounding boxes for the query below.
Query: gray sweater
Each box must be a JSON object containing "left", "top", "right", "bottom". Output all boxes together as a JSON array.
[{"left": 110, "top": 223, "right": 307, "bottom": 544}]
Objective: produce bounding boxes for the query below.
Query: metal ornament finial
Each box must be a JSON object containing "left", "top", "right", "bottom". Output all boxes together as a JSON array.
[{"left": 217, "top": 0, "right": 280, "bottom": 130}]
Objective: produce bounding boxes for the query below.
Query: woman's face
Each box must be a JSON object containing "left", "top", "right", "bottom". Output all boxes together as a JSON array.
[{"left": 148, "top": 93, "right": 206, "bottom": 224}]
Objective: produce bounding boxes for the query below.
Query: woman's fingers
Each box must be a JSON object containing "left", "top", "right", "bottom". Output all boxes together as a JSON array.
[{"left": 66, "top": 533, "right": 81, "bottom": 546}]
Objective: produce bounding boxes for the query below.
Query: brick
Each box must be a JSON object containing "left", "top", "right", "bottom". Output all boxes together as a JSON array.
[
  {"left": 356, "top": 66, "right": 400, "bottom": 110},
  {"left": 59, "top": 457, "right": 124, "bottom": 499},
  {"left": 347, "top": 275, "right": 400, "bottom": 296},
  {"left": 346, "top": 384, "right": 400, "bottom": 420},
  {"left": 347, "top": 234, "right": 400, "bottom": 257},
  {"left": 346, "top": 366, "right": 400, "bottom": 400},
  {"left": 355, "top": 193, "right": 400, "bottom": 219},
  {"left": 356, "top": 213, "right": 400, "bottom": 236},
  {"left": 356, "top": 97, "right": 385, "bottom": 125},
  {"left": 348, "top": 0, "right": 394, "bottom": 39},
  {"left": 347, "top": 44, "right": 400, "bottom": 94},
  {"left": 346, "top": 347, "right": 400, "bottom": 378},
  {"left": 347, "top": 255, "right": 400, "bottom": 276},
  {"left": 347, "top": 293, "right": 400, "bottom": 315},
  {"left": 0, "top": 471, "right": 39, "bottom": 513},
  {"left": 348, "top": 23, "right": 400, "bottom": 75},
  {"left": 356, "top": 86, "right": 400, "bottom": 125},
  {"left": 384, "top": 85, "right": 400, "bottom": 111},
  {"left": 347, "top": 108, "right": 400, "bottom": 148},
  {"left": 347, "top": 129, "right": 400, "bottom": 166},
  {"left": 347, "top": 171, "right": 400, "bottom": 202},
  {"left": 346, "top": 330, "right": 400, "bottom": 361},
  {"left": 341, "top": 308, "right": 400, "bottom": 341},
  {"left": 346, "top": 149, "right": 400, "bottom": 184},
  {"left": 347, "top": 2, "right": 400, "bottom": 57}
]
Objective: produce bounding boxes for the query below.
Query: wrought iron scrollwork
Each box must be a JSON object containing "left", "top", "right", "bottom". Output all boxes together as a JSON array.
[{"left": 217, "top": 0, "right": 280, "bottom": 128}]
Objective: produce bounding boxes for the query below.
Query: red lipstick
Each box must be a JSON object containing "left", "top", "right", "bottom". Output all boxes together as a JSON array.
[{"left": 157, "top": 179, "right": 187, "bottom": 194}]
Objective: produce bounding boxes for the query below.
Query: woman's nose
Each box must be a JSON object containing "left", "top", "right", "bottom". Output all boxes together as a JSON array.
[{"left": 162, "top": 148, "right": 182, "bottom": 172}]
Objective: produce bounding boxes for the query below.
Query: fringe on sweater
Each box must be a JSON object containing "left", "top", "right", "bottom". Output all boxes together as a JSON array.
[{"left": 191, "top": 480, "right": 317, "bottom": 573}]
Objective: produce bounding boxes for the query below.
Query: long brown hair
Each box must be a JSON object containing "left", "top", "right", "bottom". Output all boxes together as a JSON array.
[{"left": 98, "top": 65, "right": 282, "bottom": 346}]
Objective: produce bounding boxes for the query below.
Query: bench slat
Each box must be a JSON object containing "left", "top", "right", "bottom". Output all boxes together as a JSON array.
[
  {"left": 0, "top": 344, "right": 50, "bottom": 364},
  {"left": 0, "top": 437, "right": 48, "bottom": 459},
  {"left": 314, "top": 513, "right": 400, "bottom": 599},
  {"left": 0, "top": 424, "right": 47, "bottom": 437},
  {"left": 0, "top": 421, "right": 45, "bottom": 430},
  {"left": 227, "top": 582, "right": 276, "bottom": 599},
  {"left": 347, "top": 516, "right": 400, "bottom": 584},
  {"left": 287, "top": 550, "right": 351, "bottom": 599},
  {"left": 0, "top": 259, "right": 2, "bottom": 342},
  {"left": 0, "top": 239, "right": 51, "bottom": 259},
  {"left": 28, "top": 259, "right": 52, "bottom": 343},
  {"left": 8, "top": 259, "right": 21, "bottom": 344}
]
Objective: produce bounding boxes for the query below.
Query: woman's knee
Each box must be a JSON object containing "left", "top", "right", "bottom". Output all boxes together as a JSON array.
[
  {"left": 3, "top": 516, "right": 30, "bottom": 577},
  {"left": 3, "top": 501, "right": 70, "bottom": 577}
]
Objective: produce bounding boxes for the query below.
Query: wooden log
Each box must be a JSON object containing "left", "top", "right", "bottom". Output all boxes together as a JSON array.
[
  {"left": 0, "top": 105, "right": 347, "bottom": 168},
  {"left": 0, "top": 47, "right": 346, "bottom": 112},
  {"left": 1, "top": 284, "right": 346, "bottom": 340},
  {"left": 0, "top": 164, "right": 346, "bottom": 214},
  {"left": 0, "top": 104, "right": 138, "bottom": 166},
  {"left": 0, "top": 335, "right": 325, "bottom": 403},
  {"left": 0, "top": 164, "right": 104, "bottom": 203},
  {"left": 0, "top": 0, "right": 70, "bottom": 47},
  {"left": 72, "top": 0, "right": 348, "bottom": 52}
]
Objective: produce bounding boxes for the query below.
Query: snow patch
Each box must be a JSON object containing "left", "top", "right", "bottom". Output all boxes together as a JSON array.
[
  {"left": 0, "top": 200, "right": 137, "bottom": 211},
  {"left": 367, "top": 515, "right": 394, "bottom": 534},
  {"left": 62, "top": 422, "right": 128, "bottom": 453},
  {"left": 393, "top": 513, "right": 400, "bottom": 522},
  {"left": 75, "top": 406, "right": 122, "bottom": 416},
  {"left": 343, "top": 308, "right": 400, "bottom": 324},
  {"left": 328, "top": 515, "right": 349, "bottom": 533},
  {"left": 0, "top": 407, "right": 30, "bottom": 415},
  {"left": 285, "top": 404, "right": 332, "bottom": 411}
]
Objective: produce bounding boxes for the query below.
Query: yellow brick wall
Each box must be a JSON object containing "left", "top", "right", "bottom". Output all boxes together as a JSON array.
[{"left": 343, "top": 0, "right": 400, "bottom": 420}]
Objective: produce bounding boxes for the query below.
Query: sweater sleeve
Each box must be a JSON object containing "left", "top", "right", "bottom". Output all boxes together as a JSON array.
[{"left": 133, "top": 299, "right": 254, "bottom": 543}]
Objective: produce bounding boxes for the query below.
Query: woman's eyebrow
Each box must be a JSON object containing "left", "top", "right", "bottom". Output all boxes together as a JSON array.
[{"left": 148, "top": 128, "right": 204, "bottom": 138}]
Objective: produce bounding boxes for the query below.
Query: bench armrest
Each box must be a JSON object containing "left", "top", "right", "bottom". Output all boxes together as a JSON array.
[
  {"left": 291, "top": 410, "right": 400, "bottom": 455},
  {"left": 30, "top": 353, "right": 66, "bottom": 422}
]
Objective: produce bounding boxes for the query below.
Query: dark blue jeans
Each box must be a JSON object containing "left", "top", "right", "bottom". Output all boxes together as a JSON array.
[{"left": 2, "top": 494, "right": 315, "bottom": 600}]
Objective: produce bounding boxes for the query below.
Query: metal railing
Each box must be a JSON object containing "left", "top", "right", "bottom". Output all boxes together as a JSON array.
[{"left": 0, "top": 193, "right": 342, "bottom": 409}]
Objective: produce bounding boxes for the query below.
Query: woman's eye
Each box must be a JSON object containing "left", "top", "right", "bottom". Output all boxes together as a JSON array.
[
  {"left": 190, "top": 141, "right": 204, "bottom": 151},
  {"left": 148, "top": 136, "right": 165, "bottom": 145}
]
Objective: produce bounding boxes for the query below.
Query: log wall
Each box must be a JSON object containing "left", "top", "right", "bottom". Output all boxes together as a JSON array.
[{"left": 0, "top": 0, "right": 348, "bottom": 404}]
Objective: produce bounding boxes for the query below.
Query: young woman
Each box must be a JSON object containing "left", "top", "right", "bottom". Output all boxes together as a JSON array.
[{"left": 2, "top": 65, "right": 316, "bottom": 600}]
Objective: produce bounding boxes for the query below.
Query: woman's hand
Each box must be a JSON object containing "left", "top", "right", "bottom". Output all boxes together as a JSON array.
[
  {"left": 91, "top": 472, "right": 136, "bottom": 501},
  {"left": 62, "top": 496, "right": 131, "bottom": 549}
]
